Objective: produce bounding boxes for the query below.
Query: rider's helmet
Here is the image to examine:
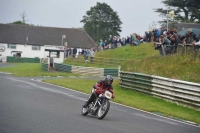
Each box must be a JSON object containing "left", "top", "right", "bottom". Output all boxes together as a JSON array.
[{"left": 105, "top": 75, "right": 113, "bottom": 85}]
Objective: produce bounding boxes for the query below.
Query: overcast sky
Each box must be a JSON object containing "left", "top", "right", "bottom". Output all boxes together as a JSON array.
[{"left": 0, "top": 0, "right": 165, "bottom": 37}]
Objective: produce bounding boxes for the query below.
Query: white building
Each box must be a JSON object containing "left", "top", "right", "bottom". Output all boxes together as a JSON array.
[{"left": 0, "top": 24, "right": 96, "bottom": 63}]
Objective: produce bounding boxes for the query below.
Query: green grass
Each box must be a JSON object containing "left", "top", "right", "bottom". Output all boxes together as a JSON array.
[
  {"left": 64, "top": 58, "right": 118, "bottom": 68},
  {"left": 0, "top": 63, "right": 78, "bottom": 77},
  {"left": 65, "top": 43, "right": 200, "bottom": 83},
  {"left": 95, "top": 43, "right": 158, "bottom": 60},
  {"left": 121, "top": 53, "right": 200, "bottom": 83},
  {"left": 43, "top": 78, "right": 200, "bottom": 124}
]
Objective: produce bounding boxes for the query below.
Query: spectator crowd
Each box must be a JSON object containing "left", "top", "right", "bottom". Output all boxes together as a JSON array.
[{"left": 65, "top": 27, "right": 200, "bottom": 60}]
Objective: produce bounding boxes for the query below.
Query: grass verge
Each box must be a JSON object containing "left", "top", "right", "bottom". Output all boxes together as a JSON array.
[
  {"left": 43, "top": 78, "right": 200, "bottom": 124},
  {"left": 0, "top": 63, "right": 79, "bottom": 77}
]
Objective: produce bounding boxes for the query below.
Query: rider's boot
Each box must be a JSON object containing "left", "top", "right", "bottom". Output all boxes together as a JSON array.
[{"left": 83, "top": 93, "right": 96, "bottom": 108}]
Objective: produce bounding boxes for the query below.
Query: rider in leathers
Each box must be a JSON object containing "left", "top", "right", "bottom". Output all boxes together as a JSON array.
[{"left": 83, "top": 75, "right": 115, "bottom": 107}]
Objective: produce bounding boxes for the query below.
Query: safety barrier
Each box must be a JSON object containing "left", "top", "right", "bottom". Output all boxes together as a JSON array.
[
  {"left": 42, "top": 63, "right": 49, "bottom": 71},
  {"left": 54, "top": 63, "right": 119, "bottom": 77},
  {"left": 54, "top": 63, "right": 72, "bottom": 72},
  {"left": 7, "top": 56, "right": 40, "bottom": 63},
  {"left": 119, "top": 71, "right": 200, "bottom": 110}
]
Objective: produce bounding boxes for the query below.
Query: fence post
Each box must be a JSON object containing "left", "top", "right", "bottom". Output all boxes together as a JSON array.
[
  {"left": 161, "top": 45, "right": 166, "bottom": 56},
  {"left": 118, "top": 66, "right": 121, "bottom": 79}
]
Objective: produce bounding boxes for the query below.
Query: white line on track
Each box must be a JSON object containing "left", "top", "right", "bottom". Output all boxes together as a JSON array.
[{"left": 6, "top": 77, "right": 200, "bottom": 128}]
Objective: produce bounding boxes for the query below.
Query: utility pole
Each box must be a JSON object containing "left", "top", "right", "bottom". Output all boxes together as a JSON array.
[
  {"left": 167, "top": 10, "right": 169, "bottom": 31},
  {"left": 21, "top": 12, "right": 29, "bottom": 24}
]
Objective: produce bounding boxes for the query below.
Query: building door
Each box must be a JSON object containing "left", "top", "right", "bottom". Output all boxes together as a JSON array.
[{"left": 50, "top": 57, "right": 54, "bottom": 67}]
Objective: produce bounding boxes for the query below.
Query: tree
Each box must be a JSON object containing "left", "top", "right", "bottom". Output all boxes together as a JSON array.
[
  {"left": 148, "top": 21, "right": 157, "bottom": 31},
  {"left": 80, "top": 2, "right": 122, "bottom": 42},
  {"left": 154, "top": 0, "right": 200, "bottom": 24},
  {"left": 10, "top": 12, "right": 29, "bottom": 25},
  {"left": 12, "top": 21, "right": 24, "bottom": 25}
]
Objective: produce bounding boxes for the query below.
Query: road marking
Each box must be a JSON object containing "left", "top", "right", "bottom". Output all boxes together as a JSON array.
[
  {"left": 0, "top": 72, "right": 12, "bottom": 74},
  {"left": 36, "top": 79, "right": 200, "bottom": 128},
  {"left": 132, "top": 113, "right": 178, "bottom": 125},
  {"left": 7, "top": 77, "right": 200, "bottom": 128},
  {"left": 6, "top": 77, "right": 85, "bottom": 101}
]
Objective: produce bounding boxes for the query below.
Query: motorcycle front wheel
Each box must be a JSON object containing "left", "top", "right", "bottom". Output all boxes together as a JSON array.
[
  {"left": 81, "top": 102, "right": 89, "bottom": 116},
  {"left": 97, "top": 100, "right": 110, "bottom": 120}
]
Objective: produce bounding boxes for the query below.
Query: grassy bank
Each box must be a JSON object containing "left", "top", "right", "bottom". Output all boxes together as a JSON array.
[
  {"left": 122, "top": 54, "right": 200, "bottom": 83},
  {"left": 43, "top": 78, "right": 200, "bottom": 124},
  {"left": 65, "top": 43, "right": 200, "bottom": 83}
]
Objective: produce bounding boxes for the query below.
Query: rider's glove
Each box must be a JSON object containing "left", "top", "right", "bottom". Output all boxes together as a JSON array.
[{"left": 112, "top": 94, "right": 115, "bottom": 99}]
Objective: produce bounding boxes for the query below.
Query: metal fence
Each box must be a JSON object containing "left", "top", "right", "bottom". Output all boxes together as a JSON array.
[
  {"left": 177, "top": 44, "right": 200, "bottom": 58},
  {"left": 119, "top": 71, "right": 200, "bottom": 110}
]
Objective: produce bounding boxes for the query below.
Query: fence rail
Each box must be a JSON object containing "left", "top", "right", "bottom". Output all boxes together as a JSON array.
[
  {"left": 119, "top": 71, "right": 200, "bottom": 110},
  {"left": 177, "top": 44, "right": 200, "bottom": 58}
]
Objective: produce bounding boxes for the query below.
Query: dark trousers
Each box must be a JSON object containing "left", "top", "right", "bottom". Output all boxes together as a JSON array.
[{"left": 90, "top": 57, "right": 94, "bottom": 63}]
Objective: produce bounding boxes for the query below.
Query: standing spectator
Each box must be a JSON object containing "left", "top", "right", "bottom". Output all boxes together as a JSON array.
[
  {"left": 156, "top": 28, "right": 161, "bottom": 40},
  {"left": 112, "top": 37, "right": 117, "bottom": 48},
  {"left": 129, "top": 34, "right": 133, "bottom": 45},
  {"left": 145, "top": 31, "right": 149, "bottom": 42},
  {"left": 104, "top": 40, "right": 109, "bottom": 49},
  {"left": 172, "top": 29, "right": 181, "bottom": 52},
  {"left": 90, "top": 48, "right": 95, "bottom": 63},
  {"left": 126, "top": 36, "right": 129, "bottom": 44},
  {"left": 149, "top": 30, "right": 152, "bottom": 42},
  {"left": 79, "top": 48, "right": 82, "bottom": 55},
  {"left": 99, "top": 39, "right": 104, "bottom": 50},
  {"left": 169, "top": 35, "right": 177, "bottom": 54},
  {"left": 73, "top": 47, "right": 77, "bottom": 58},
  {"left": 81, "top": 49, "right": 85, "bottom": 55},
  {"left": 84, "top": 49, "right": 89, "bottom": 60},
  {"left": 153, "top": 28, "right": 157, "bottom": 41},
  {"left": 122, "top": 37, "right": 126, "bottom": 46}
]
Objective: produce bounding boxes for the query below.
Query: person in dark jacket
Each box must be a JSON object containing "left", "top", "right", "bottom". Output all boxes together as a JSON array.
[{"left": 73, "top": 47, "right": 77, "bottom": 58}]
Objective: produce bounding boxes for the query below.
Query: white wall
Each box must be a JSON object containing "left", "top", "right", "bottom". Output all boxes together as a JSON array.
[
  {"left": 0, "top": 43, "right": 64, "bottom": 63},
  {"left": 0, "top": 43, "right": 45, "bottom": 58},
  {"left": 53, "top": 52, "right": 64, "bottom": 63}
]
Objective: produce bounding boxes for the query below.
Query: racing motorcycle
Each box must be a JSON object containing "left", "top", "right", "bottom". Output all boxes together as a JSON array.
[{"left": 81, "top": 90, "right": 112, "bottom": 120}]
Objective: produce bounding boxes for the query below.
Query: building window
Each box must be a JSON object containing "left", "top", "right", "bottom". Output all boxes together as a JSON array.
[
  {"left": 7, "top": 44, "right": 16, "bottom": 49},
  {"left": 50, "top": 52, "right": 60, "bottom": 58},
  {"left": 32, "top": 46, "right": 41, "bottom": 50}
]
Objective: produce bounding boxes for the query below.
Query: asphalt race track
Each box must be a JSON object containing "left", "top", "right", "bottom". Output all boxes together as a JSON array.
[{"left": 0, "top": 73, "right": 199, "bottom": 133}]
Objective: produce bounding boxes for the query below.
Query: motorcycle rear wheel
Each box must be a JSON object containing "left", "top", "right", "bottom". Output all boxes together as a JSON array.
[{"left": 97, "top": 100, "right": 110, "bottom": 120}]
